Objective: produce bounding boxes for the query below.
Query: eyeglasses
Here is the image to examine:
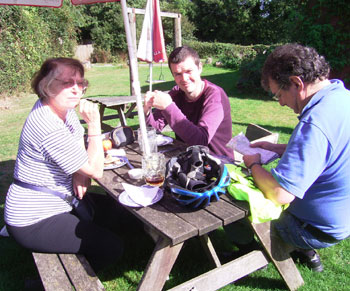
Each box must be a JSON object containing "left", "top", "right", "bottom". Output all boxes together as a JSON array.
[
  {"left": 272, "top": 85, "right": 284, "bottom": 101},
  {"left": 54, "top": 78, "right": 88, "bottom": 92}
]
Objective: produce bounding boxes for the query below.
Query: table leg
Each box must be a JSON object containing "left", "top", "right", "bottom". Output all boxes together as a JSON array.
[
  {"left": 124, "top": 103, "right": 137, "bottom": 119},
  {"left": 137, "top": 236, "right": 184, "bottom": 291},
  {"left": 199, "top": 234, "right": 221, "bottom": 268},
  {"left": 117, "top": 106, "right": 127, "bottom": 126},
  {"left": 99, "top": 104, "right": 106, "bottom": 127},
  {"left": 251, "top": 221, "right": 304, "bottom": 291}
]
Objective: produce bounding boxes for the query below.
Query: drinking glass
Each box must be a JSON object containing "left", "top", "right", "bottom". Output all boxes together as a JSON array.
[
  {"left": 142, "top": 153, "right": 165, "bottom": 187},
  {"left": 137, "top": 127, "right": 157, "bottom": 154}
]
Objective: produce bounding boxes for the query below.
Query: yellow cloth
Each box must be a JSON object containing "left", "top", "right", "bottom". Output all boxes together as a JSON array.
[{"left": 226, "top": 164, "right": 287, "bottom": 224}]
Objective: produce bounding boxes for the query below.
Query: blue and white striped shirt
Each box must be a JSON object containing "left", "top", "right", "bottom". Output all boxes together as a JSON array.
[{"left": 5, "top": 100, "right": 88, "bottom": 227}]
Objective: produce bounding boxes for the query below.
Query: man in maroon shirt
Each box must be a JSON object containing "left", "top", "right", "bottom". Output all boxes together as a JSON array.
[{"left": 144, "top": 46, "right": 234, "bottom": 160}]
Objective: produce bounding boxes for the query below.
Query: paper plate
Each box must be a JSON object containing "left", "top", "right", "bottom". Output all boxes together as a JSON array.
[
  {"left": 156, "top": 135, "right": 173, "bottom": 146},
  {"left": 119, "top": 187, "right": 163, "bottom": 207}
]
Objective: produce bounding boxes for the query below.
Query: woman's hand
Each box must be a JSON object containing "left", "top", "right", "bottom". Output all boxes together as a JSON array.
[
  {"left": 79, "top": 99, "right": 100, "bottom": 126},
  {"left": 73, "top": 172, "right": 91, "bottom": 199}
]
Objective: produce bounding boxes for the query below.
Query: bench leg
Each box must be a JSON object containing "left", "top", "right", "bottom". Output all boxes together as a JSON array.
[
  {"left": 137, "top": 237, "right": 183, "bottom": 291},
  {"left": 251, "top": 221, "right": 304, "bottom": 291}
]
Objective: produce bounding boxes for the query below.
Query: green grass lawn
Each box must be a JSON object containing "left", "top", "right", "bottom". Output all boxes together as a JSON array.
[{"left": 0, "top": 63, "right": 349, "bottom": 290}]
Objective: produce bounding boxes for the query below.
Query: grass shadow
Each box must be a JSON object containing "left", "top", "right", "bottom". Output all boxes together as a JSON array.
[
  {"left": 141, "top": 69, "right": 271, "bottom": 102},
  {"left": 232, "top": 121, "right": 295, "bottom": 137},
  {"left": 0, "top": 159, "right": 15, "bottom": 205}
]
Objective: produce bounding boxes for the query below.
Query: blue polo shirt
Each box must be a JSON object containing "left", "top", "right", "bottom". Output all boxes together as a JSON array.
[{"left": 272, "top": 80, "right": 350, "bottom": 240}]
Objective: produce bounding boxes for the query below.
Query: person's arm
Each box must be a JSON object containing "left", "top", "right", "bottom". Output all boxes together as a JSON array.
[
  {"left": 77, "top": 99, "right": 104, "bottom": 179},
  {"left": 250, "top": 141, "right": 287, "bottom": 157},
  {"left": 243, "top": 153, "right": 295, "bottom": 206},
  {"left": 162, "top": 87, "right": 224, "bottom": 146}
]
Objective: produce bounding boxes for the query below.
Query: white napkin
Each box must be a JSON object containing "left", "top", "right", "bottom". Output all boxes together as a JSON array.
[
  {"left": 122, "top": 183, "right": 159, "bottom": 207},
  {"left": 227, "top": 133, "right": 279, "bottom": 164}
]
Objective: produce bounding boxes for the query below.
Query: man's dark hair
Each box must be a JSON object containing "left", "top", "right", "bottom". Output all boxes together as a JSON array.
[
  {"left": 261, "top": 43, "right": 330, "bottom": 91},
  {"left": 168, "top": 46, "right": 200, "bottom": 70}
]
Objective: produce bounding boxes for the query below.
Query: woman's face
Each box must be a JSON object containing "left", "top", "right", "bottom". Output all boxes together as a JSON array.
[{"left": 47, "top": 65, "right": 87, "bottom": 111}]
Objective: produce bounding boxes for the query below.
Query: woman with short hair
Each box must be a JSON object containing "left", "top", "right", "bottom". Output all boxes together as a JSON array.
[{"left": 4, "top": 57, "right": 123, "bottom": 271}]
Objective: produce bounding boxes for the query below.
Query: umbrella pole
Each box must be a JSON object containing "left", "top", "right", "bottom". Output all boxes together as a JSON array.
[
  {"left": 120, "top": 0, "right": 150, "bottom": 154},
  {"left": 149, "top": 63, "right": 153, "bottom": 91}
]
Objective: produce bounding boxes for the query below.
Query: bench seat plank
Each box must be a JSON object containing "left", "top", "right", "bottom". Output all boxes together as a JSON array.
[
  {"left": 59, "top": 254, "right": 105, "bottom": 291},
  {"left": 32, "top": 253, "right": 72, "bottom": 291}
]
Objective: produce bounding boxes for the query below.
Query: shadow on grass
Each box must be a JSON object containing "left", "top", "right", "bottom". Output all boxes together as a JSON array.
[
  {"left": 0, "top": 159, "right": 15, "bottom": 205},
  {"left": 140, "top": 70, "right": 271, "bottom": 101},
  {"left": 232, "top": 121, "right": 295, "bottom": 137},
  {"left": 86, "top": 69, "right": 271, "bottom": 103}
]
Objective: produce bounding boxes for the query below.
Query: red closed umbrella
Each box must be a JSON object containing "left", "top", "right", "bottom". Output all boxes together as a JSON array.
[{"left": 137, "top": 0, "right": 167, "bottom": 91}]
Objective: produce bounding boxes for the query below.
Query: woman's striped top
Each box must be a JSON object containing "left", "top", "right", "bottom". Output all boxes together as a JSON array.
[{"left": 4, "top": 100, "right": 88, "bottom": 227}]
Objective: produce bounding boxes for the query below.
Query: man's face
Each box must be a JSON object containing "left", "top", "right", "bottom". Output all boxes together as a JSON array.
[
  {"left": 170, "top": 56, "right": 202, "bottom": 100},
  {"left": 269, "top": 78, "right": 301, "bottom": 114}
]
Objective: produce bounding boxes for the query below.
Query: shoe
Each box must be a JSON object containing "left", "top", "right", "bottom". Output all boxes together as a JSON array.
[{"left": 291, "top": 249, "right": 324, "bottom": 272}]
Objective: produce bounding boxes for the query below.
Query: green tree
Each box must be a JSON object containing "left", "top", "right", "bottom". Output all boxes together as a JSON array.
[
  {"left": 0, "top": 1, "right": 80, "bottom": 95},
  {"left": 289, "top": 0, "right": 350, "bottom": 78}
]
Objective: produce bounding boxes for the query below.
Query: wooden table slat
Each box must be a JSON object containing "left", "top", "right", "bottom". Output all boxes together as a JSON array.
[
  {"left": 86, "top": 95, "right": 139, "bottom": 106},
  {"left": 160, "top": 192, "right": 223, "bottom": 236},
  {"left": 204, "top": 197, "right": 247, "bottom": 225}
]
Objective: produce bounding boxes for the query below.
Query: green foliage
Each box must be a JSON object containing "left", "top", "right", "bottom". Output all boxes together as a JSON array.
[
  {"left": 0, "top": 2, "right": 80, "bottom": 96},
  {"left": 79, "top": 3, "right": 125, "bottom": 53},
  {"left": 237, "top": 45, "right": 279, "bottom": 94},
  {"left": 182, "top": 40, "right": 275, "bottom": 94},
  {"left": 289, "top": 0, "right": 350, "bottom": 74},
  {"left": 189, "top": 0, "right": 297, "bottom": 45}
]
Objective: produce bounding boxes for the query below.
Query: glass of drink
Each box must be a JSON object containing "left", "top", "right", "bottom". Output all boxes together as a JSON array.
[
  {"left": 137, "top": 127, "right": 158, "bottom": 154},
  {"left": 142, "top": 153, "right": 165, "bottom": 187}
]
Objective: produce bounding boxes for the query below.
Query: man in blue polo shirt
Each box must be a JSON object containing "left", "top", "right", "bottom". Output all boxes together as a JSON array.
[{"left": 243, "top": 43, "right": 350, "bottom": 272}]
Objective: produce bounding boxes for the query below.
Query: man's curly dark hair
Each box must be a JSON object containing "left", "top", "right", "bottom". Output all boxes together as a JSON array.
[{"left": 261, "top": 43, "right": 330, "bottom": 92}]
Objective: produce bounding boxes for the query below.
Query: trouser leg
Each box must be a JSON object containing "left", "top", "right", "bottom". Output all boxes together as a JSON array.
[{"left": 7, "top": 212, "right": 123, "bottom": 271}]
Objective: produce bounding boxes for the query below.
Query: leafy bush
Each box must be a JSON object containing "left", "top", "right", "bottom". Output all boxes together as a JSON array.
[
  {"left": 0, "top": 3, "right": 79, "bottom": 96},
  {"left": 181, "top": 41, "right": 275, "bottom": 94}
]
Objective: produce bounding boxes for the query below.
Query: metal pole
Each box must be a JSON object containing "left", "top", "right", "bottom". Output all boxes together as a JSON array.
[{"left": 120, "top": 0, "right": 150, "bottom": 154}]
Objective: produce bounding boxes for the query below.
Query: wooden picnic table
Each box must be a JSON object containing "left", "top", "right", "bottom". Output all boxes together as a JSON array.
[
  {"left": 85, "top": 95, "right": 141, "bottom": 129},
  {"left": 95, "top": 137, "right": 304, "bottom": 291}
]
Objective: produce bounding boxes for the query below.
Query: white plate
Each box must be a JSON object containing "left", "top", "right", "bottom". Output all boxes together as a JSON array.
[
  {"left": 156, "top": 135, "right": 173, "bottom": 146},
  {"left": 118, "top": 187, "right": 164, "bottom": 207},
  {"left": 104, "top": 157, "right": 127, "bottom": 170}
]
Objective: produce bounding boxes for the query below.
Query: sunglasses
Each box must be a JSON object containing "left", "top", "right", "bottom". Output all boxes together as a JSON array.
[{"left": 54, "top": 78, "right": 88, "bottom": 92}]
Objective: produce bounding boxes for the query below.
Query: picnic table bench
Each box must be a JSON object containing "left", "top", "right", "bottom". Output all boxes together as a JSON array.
[{"left": 32, "top": 252, "right": 105, "bottom": 291}]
